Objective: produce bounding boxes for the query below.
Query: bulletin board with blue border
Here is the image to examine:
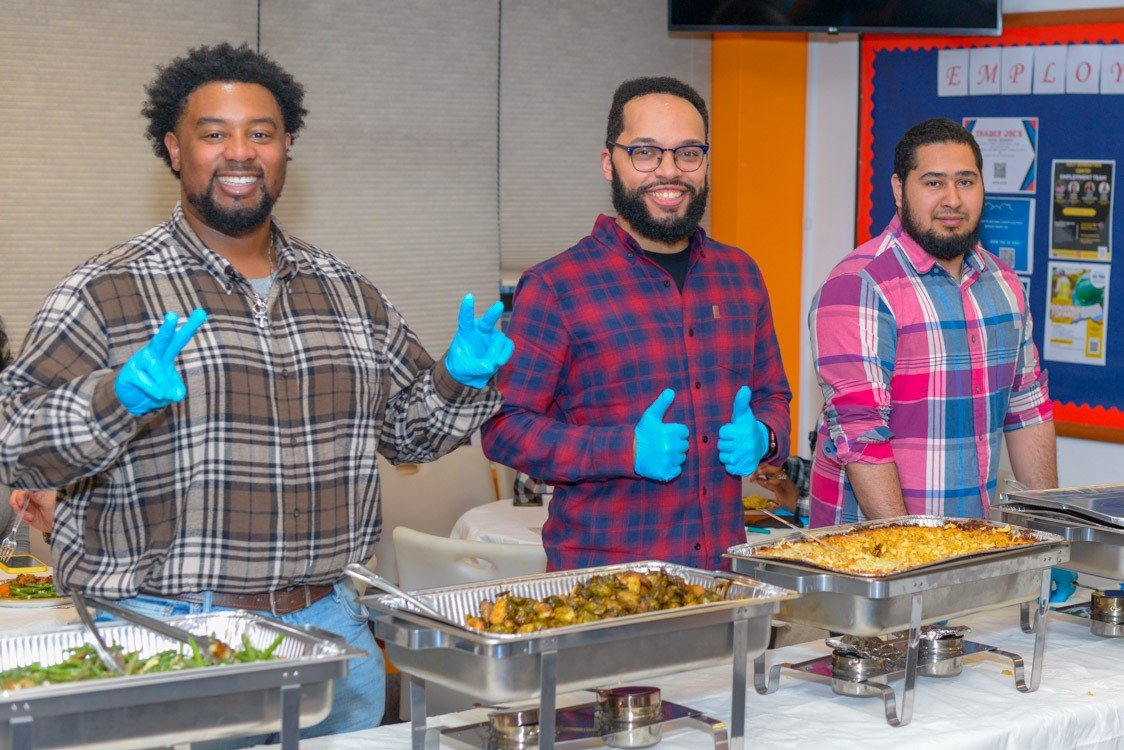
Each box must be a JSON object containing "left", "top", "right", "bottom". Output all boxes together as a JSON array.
[{"left": 859, "top": 21, "right": 1124, "bottom": 443}]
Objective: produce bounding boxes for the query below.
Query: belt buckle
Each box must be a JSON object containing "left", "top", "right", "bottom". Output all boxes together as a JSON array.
[{"left": 268, "top": 589, "right": 281, "bottom": 617}]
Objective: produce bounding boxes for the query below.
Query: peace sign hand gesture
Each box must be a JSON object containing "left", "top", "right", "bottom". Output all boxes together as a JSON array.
[{"left": 114, "top": 309, "right": 208, "bottom": 416}]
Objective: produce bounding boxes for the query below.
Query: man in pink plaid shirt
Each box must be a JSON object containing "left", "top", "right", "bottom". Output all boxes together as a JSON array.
[{"left": 809, "top": 118, "right": 1057, "bottom": 527}]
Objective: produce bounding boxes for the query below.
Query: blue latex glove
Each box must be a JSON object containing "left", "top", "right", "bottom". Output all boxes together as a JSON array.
[
  {"left": 445, "top": 293, "right": 514, "bottom": 388},
  {"left": 717, "top": 386, "right": 770, "bottom": 476},
  {"left": 1049, "top": 568, "right": 1078, "bottom": 603},
  {"left": 114, "top": 309, "right": 208, "bottom": 416},
  {"left": 634, "top": 389, "right": 690, "bottom": 481}
]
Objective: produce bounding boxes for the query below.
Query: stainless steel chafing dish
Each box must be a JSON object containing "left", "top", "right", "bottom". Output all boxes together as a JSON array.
[
  {"left": 993, "top": 483, "right": 1124, "bottom": 580},
  {"left": 352, "top": 561, "right": 796, "bottom": 750},
  {"left": 0, "top": 611, "right": 364, "bottom": 750},
  {"left": 726, "top": 516, "right": 1067, "bottom": 634},
  {"left": 724, "top": 516, "right": 1068, "bottom": 727}
]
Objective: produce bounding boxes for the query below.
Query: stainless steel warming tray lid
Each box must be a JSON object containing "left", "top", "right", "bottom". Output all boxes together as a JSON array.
[
  {"left": 994, "top": 486, "right": 1124, "bottom": 579},
  {"left": 362, "top": 561, "right": 796, "bottom": 703},
  {"left": 999, "top": 483, "right": 1124, "bottom": 529},
  {"left": 724, "top": 516, "right": 1067, "bottom": 635},
  {"left": 0, "top": 610, "right": 364, "bottom": 750}
]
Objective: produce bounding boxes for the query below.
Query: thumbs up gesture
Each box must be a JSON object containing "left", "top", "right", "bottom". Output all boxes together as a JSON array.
[
  {"left": 633, "top": 389, "right": 690, "bottom": 481},
  {"left": 718, "top": 386, "right": 769, "bottom": 476}
]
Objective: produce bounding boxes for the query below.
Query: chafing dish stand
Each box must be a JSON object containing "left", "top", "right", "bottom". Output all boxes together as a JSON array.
[
  {"left": 361, "top": 562, "right": 796, "bottom": 750},
  {"left": 726, "top": 516, "right": 1067, "bottom": 727}
]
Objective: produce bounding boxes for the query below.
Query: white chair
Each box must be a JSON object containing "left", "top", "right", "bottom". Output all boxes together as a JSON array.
[
  {"left": 392, "top": 526, "right": 546, "bottom": 590},
  {"left": 371, "top": 444, "right": 498, "bottom": 584},
  {"left": 391, "top": 526, "right": 547, "bottom": 719}
]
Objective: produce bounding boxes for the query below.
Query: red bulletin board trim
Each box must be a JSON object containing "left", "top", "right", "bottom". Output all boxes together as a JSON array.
[
  {"left": 857, "top": 22, "right": 1124, "bottom": 441},
  {"left": 857, "top": 23, "right": 1124, "bottom": 244}
]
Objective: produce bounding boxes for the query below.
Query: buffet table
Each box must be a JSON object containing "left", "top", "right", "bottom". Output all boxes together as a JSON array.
[{"left": 257, "top": 597, "right": 1124, "bottom": 749}]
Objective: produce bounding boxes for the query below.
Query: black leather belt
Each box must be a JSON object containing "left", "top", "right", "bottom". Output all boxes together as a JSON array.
[{"left": 140, "top": 584, "right": 333, "bottom": 616}]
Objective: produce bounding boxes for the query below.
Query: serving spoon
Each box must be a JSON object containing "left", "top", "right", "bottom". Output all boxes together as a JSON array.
[{"left": 757, "top": 507, "right": 848, "bottom": 556}]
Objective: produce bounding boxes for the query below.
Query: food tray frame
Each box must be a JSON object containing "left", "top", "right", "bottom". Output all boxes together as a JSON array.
[
  {"left": 724, "top": 516, "right": 1067, "bottom": 635},
  {"left": 992, "top": 503, "right": 1124, "bottom": 580},
  {"left": 0, "top": 611, "right": 363, "bottom": 750},
  {"left": 361, "top": 561, "right": 796, "bottom": 750}
]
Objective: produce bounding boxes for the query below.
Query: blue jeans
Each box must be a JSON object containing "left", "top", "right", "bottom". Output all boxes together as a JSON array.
[{"left": 96, "top": 580, "right": 385, "bottom": 748}]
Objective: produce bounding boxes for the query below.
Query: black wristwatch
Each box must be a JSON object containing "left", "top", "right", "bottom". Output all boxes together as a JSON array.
[{"left": 764, "top": 425, "right": 778, "bottom": 461}]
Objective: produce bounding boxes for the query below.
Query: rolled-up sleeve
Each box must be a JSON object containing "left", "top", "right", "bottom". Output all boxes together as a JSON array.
[{"left": 810, "top": 271, "right": 896, "bottom": 465}]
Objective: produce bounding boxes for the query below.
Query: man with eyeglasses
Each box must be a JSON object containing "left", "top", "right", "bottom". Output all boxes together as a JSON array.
[{"left": 482, "top": 77, "right": 791, "bottom": 571}]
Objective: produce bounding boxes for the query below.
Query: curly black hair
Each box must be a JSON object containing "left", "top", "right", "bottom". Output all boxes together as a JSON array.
[
  {"left": 0, "top": 316, "right": 11, "bottom": 372},
  {"left": 894, "top": 118, "right": 983, "bottom": 182},
  {"left": 606, "top": 77, "right": 709, "bottom": 145},
  {"left": 142, "top": 42, "right": 307, "bottom": 175}
]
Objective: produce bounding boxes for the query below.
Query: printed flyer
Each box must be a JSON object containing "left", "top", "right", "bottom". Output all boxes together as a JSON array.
[
  {"left": 1044, "top": 261, "right": 1110, "bottom": 365},
  {"left": 962, "top": 117, "right": 1038, "bottom": 194},
  {"left": 979, "top": 196, "right": 1034, "bottom": 274},
  {"left": 1050, "top": 160, "right": 1115, "bottom": 262}
]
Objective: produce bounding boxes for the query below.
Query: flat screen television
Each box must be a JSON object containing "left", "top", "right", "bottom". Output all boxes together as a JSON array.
[{"left": 668, "top": 0, "right": 1002, "bottom": 36}]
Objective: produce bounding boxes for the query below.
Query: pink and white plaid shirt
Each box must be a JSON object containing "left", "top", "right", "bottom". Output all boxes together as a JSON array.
[{"left": 808, "top": 216, "right": 1052, "bottom": 526}]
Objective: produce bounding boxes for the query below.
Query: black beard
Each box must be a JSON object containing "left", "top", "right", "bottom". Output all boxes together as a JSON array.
[
  {"left": 899, "top": 193, "right": 979, "bottom": 261},
  {"left": 186, "top": 178, "right": 278, "bottom": 237},
  {"left": 611, "top": 166, "right": 708, "bottom": 246}
]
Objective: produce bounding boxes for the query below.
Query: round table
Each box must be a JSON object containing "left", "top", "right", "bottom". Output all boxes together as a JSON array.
[{"left": 449, "top": 498, "right": 549, "bottom": 545}]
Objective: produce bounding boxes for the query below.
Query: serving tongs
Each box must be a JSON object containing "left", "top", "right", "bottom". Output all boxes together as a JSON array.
[
  {"left": 757, "top": 507, "right": 848, "bottom": 556},
  {"left": 85, "top": 595, "right": 224, "bottom": 664},
  {"left": 344, "top": 563, "right": 461, "bottom": 627},
  {"left": 70, "top": 592, "right": 127, "bottom": 674}
]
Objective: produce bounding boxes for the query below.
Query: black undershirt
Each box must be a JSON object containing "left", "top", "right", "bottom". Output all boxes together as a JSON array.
[{"left": 643, "top": 247, "right": 690, "bottom": 293}]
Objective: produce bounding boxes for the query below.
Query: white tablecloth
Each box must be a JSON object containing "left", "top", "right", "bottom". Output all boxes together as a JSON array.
[
  {"left": 256, "top": 594, "right": 1124, "bottom": 750},
  {"left": 449, "top": 499, "right": 549, "bottom": 545}
]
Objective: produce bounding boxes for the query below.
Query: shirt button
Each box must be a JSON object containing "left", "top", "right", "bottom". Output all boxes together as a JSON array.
[
  {"left": 688, "top": 328, "right": 694, "bottom": 336},
  {"left": 694, "top": 381, "right": 701, "bottom": 390},
  {"left": 281, "top": 368, "right": 290, "bottom": 378},
  {"left": 974, "top": 386, "right": 981, "bottom": 393},
  {"left": 702, "top": 435, "right": 709, "bottom": 444},
  {"left": 663, "top": 280, "right": 671, "bottom": 288},
  {"left": 701, "top": 487, "right": 708, "bottom": 496},
  {"left": 290, "top": 437, "right": 299, "bottom": 446},
  {"left": 694, "top": 543, "right": 701, "bottom": 551}
]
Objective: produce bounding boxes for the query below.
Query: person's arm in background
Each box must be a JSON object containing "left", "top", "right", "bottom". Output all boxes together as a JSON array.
[
  {"left": 9, "top": 489, "right": 55, "bottom": 537},
  {"left": 481, "top": 270, "right": 638, "bottom": 483},
  {"left": 811, "top": 272, "right": 907, "bottom": 519},
  {"left": 1002, "top": 280, "right": 1057, "bottom": 491}
]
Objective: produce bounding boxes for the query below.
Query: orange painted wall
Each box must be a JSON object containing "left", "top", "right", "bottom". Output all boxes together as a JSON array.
[{"left": 710, "top": 34, "right": 808, "bottom": 445}]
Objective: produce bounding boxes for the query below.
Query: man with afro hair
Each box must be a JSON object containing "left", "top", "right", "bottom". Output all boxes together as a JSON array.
[{"left": 0, "top": 42, "right": 513, "bottom": 743}]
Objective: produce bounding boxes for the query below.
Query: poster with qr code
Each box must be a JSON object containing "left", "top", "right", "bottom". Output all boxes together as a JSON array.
[
  {"left": 979, "top": 196, "right": 1034, "bottom": 274},
  {"left": 962, "top": 117, "right": 1038, "bottom": 195},
  {"left": 1044, "top": 261, "right": 1109, "bottom": 366}
]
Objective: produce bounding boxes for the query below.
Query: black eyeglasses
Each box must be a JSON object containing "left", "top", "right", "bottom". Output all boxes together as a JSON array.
[{"left": 606, "top": 141, "right": 710, "bottom": 173}]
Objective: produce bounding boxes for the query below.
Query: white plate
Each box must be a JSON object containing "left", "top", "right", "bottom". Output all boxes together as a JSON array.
[{"left": 0, "top": 596, "right": 69, "bottom": 608}]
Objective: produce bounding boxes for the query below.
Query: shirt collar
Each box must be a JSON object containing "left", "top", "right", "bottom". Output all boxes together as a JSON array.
[
  {"left": 592, "top": 213, "right": 707, "bottom": 260},
  {"left": 169, "top": 202, "right": 298, "bottom": 291},
  {"left": 888, "top": 213, "right": 985, "bottom": 281}
]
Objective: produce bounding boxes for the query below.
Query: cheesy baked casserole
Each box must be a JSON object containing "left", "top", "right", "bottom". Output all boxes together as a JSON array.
[{"left": 752, "top": 521, "right": 1033, "bottom": 575}]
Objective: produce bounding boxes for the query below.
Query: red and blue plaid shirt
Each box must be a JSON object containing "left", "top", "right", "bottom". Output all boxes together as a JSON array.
[
  {"left": 482, "top": 216, "right": 791, "bottom": 570},
  {"left": 809, "top": 216, "right": 1052, "bottom": 526}
]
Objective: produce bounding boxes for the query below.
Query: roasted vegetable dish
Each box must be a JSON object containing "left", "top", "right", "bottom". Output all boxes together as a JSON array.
[
  {"left": 752, "top": 521, "right": 1034, "bottom": 576},
  {"left": 0, "top": 633, "right": 284, "bottom": 691},
  {"left": 465, "top": 569, "right": 729, "bottom": 634},
  {"left": 0, "top": 573, "right": 57, "bottom": 599}
]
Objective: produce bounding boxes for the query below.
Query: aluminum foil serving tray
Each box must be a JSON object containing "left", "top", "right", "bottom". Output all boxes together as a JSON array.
[
  {"left": 0, "top": 611, "right": 363, "bottom": 750},
  {"left": 363, "top": 561, "right": 795, "bottom": 703},
  {"left": 725, "top": 516, "right": 1067, "bottom": 635},
  {"left": 994, "top": 484, "right": 1124, "bottom": 579}
]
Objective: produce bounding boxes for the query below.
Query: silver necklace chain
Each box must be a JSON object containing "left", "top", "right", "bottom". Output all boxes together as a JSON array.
[{"left": 250, "top": 246, "right": 277, "bottom": 330}]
